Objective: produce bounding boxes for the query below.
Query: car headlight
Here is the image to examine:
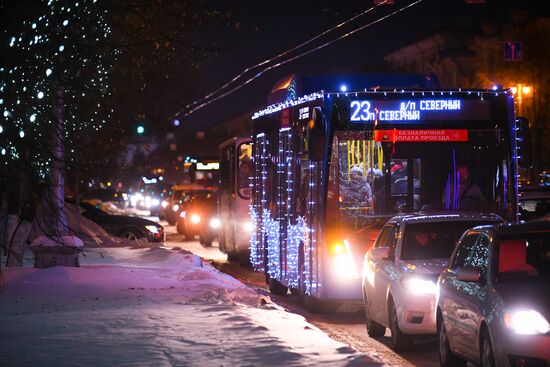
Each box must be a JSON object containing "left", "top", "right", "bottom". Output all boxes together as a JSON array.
[
  {"left": 179, "top": 211, "right": 186, "bottom": 218},
  {"left": 504, "top": 309, "right": 550, "bottom": 335},
  {"left": 145, "top": 225, "right": 160, "bottom": 234},
  {"left": 190, "top": 214, "right": 201, "bottom": 224},
  {"left": 172, "top": 204, "right": 179, "bottom": 212},
  {"left": 161, "top": 200, "right": 168, "bottom": 208},
  {"left": 151, "top": 199, "right": 160, "bottom": 207},
  {"left": 401, "top": 277, "right": 438, "bottom": 295},
  {"left": 331, "top": 240, "right": 359, "bottom": 281},
  {"left": 209, "top": 217, "right": 220, "bottom": 229}
]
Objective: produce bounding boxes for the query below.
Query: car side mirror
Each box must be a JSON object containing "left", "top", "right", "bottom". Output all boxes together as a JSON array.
[
  {"left": 456, "top": 267, "right": 481, "bottom": 282},
  {"left": 370, "top": 247, "right": 391, "bottom": 262}
]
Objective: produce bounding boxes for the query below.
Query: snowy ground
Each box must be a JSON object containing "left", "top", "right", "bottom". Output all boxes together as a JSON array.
[{"left": 0, "top": 247, "right": 383, "bottom": 366}]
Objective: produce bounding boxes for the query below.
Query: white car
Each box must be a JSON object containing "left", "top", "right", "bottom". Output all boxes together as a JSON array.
[{"left": 361, "top": 213, "right": 502, "bottom": 351}]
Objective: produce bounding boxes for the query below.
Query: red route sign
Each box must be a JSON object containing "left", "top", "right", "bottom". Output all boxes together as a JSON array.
[{"left": 374, "top": 129, "right": 468, "bottom": 143}]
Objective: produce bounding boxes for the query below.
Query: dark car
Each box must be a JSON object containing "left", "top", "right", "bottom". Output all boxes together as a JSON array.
[
  {"left": 79, "top": 202, "right": 164, "bottom": 244},
  {"left": 518, "top": 186, "right": 550, "bottom": 221},
  {"left": 437, "top": 221, "right": 550, "bottom": 367},
  {"left": 176, "top": 191, "right": 219, "bottom": 246}
]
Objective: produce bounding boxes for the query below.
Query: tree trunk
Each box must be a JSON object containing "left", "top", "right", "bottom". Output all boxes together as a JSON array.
[{"left": 51, "top": 81, "right": 68, "bottom": 236}]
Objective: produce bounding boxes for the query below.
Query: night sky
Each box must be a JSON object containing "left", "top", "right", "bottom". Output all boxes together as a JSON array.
[
  {"left": 1, "top": 0, "right": 547, "bottom": 134},
  {"left": 180, "top": 0, "right": 548, "bottom": 132}
]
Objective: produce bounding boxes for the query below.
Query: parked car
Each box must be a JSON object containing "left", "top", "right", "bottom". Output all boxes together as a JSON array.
[
  {"left": 79, "top": 202, "right": 164, "bottom": 244},
  {"left": 437, "top": 220, "right": 550, "bottom": 367},
  {"left": 176, "top": 191, "right": 219, "bottom": 246},
  {"left": 518, "top": 186, "right": 550, "bottom": 221},
  {"left": 361, "top": 213, "right": 502, "bottom": 352}
]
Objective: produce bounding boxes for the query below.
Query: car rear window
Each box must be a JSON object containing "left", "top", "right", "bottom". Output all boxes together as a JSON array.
[
  {"left": 497, "top": 232, "right": 550, "bottom": 282},
  {"left": 401, "top": 221, "right": 498, "bottom": 260}
]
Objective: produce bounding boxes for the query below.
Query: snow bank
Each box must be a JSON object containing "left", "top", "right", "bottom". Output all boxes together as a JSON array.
[
  {"left": 64, "top": 203, "right": 134, "bottom": 248},
  {"left": 0, "top": 247, "right": 381, "bottom": 366}
]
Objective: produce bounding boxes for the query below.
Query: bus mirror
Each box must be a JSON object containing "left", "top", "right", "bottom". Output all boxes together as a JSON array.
[
  {"left": 516, "top": 117, "right": 532, "bottom": 169},
  {"left": 307, "top": 107, "right": 326, "bottom": 161}
]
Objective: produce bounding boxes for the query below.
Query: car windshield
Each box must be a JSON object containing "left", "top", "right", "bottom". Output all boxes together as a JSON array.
[
  {"left": 401, "top": 221, "right": 495, "bottom": 260},
  {"left": 497, "top": 232, "right": 550, "bottom": 282},
  {"left": 81, "top": 203, "right": 108, "bottom": 216}
]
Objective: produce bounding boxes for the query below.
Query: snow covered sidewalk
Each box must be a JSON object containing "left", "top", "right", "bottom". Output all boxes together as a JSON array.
[{"left": 0, "top": 248, "right": 381, "bottom": 366}]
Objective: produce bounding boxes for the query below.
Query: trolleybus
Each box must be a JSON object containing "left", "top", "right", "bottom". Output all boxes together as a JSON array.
[
  {"left": 219, "top": 136, "right": 253, "bottom": 263},
  {"left": 249, "top": 74, "right": 529, "bottom": 310}
]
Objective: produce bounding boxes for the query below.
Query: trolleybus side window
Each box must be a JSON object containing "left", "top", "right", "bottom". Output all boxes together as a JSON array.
[
  {"left": 237, "top": 142, "right": 252, "bottom": 199},
  {"left": 220, "top": 145, "right": 235, "bottom": 195}
]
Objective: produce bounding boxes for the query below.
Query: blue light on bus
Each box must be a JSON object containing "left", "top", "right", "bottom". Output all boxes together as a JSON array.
[{"left": 340, "top": 84, "right": 348, "bottom": 92}]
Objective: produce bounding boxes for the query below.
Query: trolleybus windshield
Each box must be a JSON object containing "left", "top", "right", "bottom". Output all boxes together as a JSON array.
[{"left": 330, "top": 128, "right": 512, "bottom": 226}]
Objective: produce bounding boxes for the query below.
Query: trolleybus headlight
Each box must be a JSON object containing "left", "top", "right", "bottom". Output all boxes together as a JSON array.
[
  {"left": 401, "top": 277, "right": 437, "bottom": 295},
  {"left": 504, "top": 309, "right": 550, "bottom": 335},
  {"left": 209, "top": 217, "right": 221, "bottom": 229},
  {"left": 190, "top": 214, "right": 201, "bottom": 224},
  {"left": 331, "top": 240, "right": 359, "bottom": 280},
  {"left": 243, "top": 221, "right": 253, "bottom": 232},
  {"left": 172, "top": 204, "right": 179, "bottom": 212}
]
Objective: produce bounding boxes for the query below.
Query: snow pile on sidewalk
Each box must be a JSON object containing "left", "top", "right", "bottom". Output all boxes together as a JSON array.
[{"left": 0, "top": 247, "right": 382, "bottom": 366}]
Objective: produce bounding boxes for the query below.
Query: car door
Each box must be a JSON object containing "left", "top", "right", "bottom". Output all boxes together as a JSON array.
[
  {"left": 455, "top": 233, "right": 490, "bottom": 360},
  {"left": 372, "top": 223, "right": 400, "bottom": 324},
  {"left": 440, "top": 232, "right": 479, "bottom": 353}
]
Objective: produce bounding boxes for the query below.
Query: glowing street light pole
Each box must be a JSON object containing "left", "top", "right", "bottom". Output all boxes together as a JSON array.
[{"left": 510, "top": 83, "right": 532, "bottom": 116}]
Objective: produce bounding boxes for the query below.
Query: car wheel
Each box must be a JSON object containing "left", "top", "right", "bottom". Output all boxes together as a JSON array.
[
  {"left": 388, "top": 298, "right": 412, "bottom": 352},
  {"left": 481, "top": 330, "right": 496, "bottom": 367},
  {"left": 365, "top": 300, "right": 386, "bottom": 337},
  {"left": 438, "top": 316, "right": 466, "bottom": 367},
  {"left": 199, "top": 236, "right": 212, "bottom": 247},
  {"left": 119, "top": 228, "right": 143, "bottom": 240},
  {"left": 176, "top": 222, "right": 185, "bottom": 234}
]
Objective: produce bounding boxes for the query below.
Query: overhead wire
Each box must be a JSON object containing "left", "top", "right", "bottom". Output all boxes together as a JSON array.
[
  {"left": 171, "top": 0, "right": 425, "bottom": 120},
  {"left": 171, "top": 0, "right": 389, "bottom": 121}
]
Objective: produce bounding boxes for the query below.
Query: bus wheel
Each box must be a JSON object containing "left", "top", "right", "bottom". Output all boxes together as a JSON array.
[
  {"left": 268, "top": 278, "right": 288, "bottom": 295},
  {"left": 302, "top": 295, "right": 339, "bottom": 313},
  {"left": 289, "top": 288, "right": 300, "bottom": 296}
]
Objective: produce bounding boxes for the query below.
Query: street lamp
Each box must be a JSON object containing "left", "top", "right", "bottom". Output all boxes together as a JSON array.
[{"left": 509, "top": 83, "right": 532, "bottom": 116}]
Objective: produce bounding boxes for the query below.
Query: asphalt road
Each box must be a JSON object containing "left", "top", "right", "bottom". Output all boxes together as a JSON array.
[{"left": 161, "top": 223, "right": 441, "bottom": 367}]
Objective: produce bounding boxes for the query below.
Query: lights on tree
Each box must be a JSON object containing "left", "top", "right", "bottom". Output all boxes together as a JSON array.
[
  {"left": 46, "top": 68, "right": 52, "bottom": 76},
  {"left": 30, "top": 114, "right": 37, "bottom": 122},
  {"left": 37, "top": 91, "right": 44, "bottom": 99},
  {"left": 63, "top": 20, "right": 69, "bottom": 26},
  {"left": 59, "top": 45, "right": 64, "bottom": 52},
  {"left": 19, "top": 130, "right": 25, "bottom": 138}
]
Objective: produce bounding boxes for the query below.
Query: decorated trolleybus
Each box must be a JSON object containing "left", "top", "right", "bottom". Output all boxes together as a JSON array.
[
  {"left": 218, "top": 136, "right": 253, "bottom": 263},
  {"left": 249, "top": 74, "right": 529, "bottom": 309}
]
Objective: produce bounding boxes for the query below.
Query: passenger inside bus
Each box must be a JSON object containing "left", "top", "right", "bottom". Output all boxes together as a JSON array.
[
  {"left": 341, "top": 166, "right": 373, "bottom": 214},
  {"left": 442, "top": 165, "right": 487, "bottom": 211}
]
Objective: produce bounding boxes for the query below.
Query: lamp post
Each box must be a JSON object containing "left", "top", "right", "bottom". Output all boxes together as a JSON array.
[{"left": 509, "top": 83, "right": 532, "bottom": 116}]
